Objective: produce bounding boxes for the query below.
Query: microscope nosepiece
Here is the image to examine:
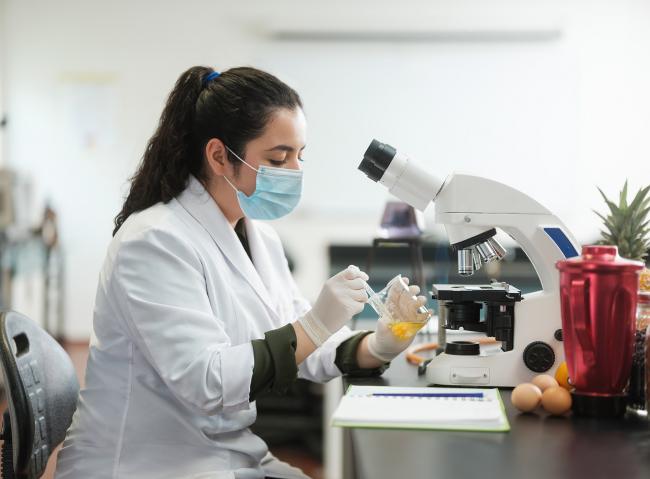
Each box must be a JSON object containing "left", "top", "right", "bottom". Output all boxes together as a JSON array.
[
  {"left": 458, "top": 247, "right": 484, "bottom": 276},
  {"left": 458, "top": 249, "right": 474, "bottom": 276},
  {"left": 487, "top": 237, "right": 507, "bottom": 261},
  {"left": 452, "top": 229, "right": 507, "bottom": 272},
  {"left": 475, "top": 237, "right": 507, "bottom": 264},
  {"left": 471, "top": 246, "right": 482, "bottom": 272},
  {"left": 476, "top": 241, "right": 499, "bottom": 263}
]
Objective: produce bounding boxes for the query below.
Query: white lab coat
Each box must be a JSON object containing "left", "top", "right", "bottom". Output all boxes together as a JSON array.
[{"left": 55, "top": 176, "right": 357, "bottom": 479}]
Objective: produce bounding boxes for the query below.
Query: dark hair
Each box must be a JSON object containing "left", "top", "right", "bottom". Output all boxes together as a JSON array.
[{"left": 113, "top": 66, "right": 303, "bottom": 235}]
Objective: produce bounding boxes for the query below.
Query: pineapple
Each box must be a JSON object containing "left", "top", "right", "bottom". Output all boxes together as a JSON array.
[{"left": 595, "top": 181, "right": 650, "bottom": 291}]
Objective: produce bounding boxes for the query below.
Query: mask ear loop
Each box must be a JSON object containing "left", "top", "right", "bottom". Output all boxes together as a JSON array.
[
  {"left": 225, "top": 146, "right": 259, "bottom": 173},
  {"left": 222, "top": 174, "right": 239, "bottom": 193},
  {"left": 221, "top": 145, "right": 257, "bottom": 195}
]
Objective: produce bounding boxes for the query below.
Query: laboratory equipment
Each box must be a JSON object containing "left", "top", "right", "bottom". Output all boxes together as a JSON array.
[
  {"left": 361, "top": 276, "right": 391, "bottom": 320},
  {"left": 557, "top": 245, "right": 644, "bottom": 417},
  {"left": 377, "top": 275, "right": 431, "bottom": 340},
  {"left": 377, "top": 201, "right": 424, "bottom": 239},
  {"left": 354, "top": 266, "right": 431, "bottom": 340},
  {"left": 365, "top": 201, "right": 425, "bottom": 291},
  {"left": 358, "top": 139, "right": 580, "bottom": 386}
]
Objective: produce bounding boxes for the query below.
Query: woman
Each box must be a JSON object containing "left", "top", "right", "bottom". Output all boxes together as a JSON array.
[{"left": 55, "top": 66, "right": 425, "bottom": 479}]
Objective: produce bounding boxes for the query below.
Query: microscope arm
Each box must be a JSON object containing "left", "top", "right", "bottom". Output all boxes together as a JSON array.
[
  {"left": 436, "top": 174, "right": 579, "bottom": 291},
  {"left": 358, "top": 140, "right": 580, "bottom": 288}
]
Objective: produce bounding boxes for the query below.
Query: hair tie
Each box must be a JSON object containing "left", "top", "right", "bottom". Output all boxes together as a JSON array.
[{"left": 203, "top": 71, "right": 221, "bottom": 85}]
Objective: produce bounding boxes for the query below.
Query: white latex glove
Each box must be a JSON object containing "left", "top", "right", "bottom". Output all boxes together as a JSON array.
[
  {"left": 367, "top": 320, "right": 417, "bottom": 363},
  {"left": 298, "top": 265, "right": 369, "bottom": 346},
  {"left": 386, "top": 279, "right": 430, "bottom": 324},
  {"left": 367, "top": 280, "right": 430, "bottom": 362}
]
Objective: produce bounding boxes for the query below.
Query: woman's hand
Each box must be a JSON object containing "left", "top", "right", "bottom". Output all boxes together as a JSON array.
[
  {"left": 365, "top": 320, "right": 419, "bottom": 363},
  {"left": 366, "top": 278, "right": 430, "bottom": 363},
  {"left": 297, "top": 266, "right": 369, "bottom": 347},
  {"left": 386, "top": 278, "right": 429, "bottom": 323}
]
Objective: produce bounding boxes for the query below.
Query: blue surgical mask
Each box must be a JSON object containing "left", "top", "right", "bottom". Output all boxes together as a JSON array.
[{"left": 223, "top": 146, "right": 303, "bottom": 220}]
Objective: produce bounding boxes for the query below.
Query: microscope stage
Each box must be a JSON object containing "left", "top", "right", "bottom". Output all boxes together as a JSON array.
[{"left": 432, "top": 283, "right": 522, "bottom": 302}]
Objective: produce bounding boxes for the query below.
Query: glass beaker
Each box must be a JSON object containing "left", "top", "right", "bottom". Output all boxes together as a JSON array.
[{"left": 365, "top": 274, "right": 431, "bottom": 340}]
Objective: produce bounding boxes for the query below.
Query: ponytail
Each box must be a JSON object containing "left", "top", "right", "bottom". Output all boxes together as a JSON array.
[{"left": 113, "top": 65, "right": 302, "bottom": 235}]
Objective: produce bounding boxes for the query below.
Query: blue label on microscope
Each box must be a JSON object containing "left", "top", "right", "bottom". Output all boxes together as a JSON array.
[{"left": 543, "top": 227, "right": 579, "bottom": 258}]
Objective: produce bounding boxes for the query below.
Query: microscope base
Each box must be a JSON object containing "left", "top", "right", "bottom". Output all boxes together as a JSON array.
[
  {"left": 426, "top": 290, "right": 565, "bottom": 387},
  {"left": 426, "top": 351, "right": 549, "bottom": 387}
]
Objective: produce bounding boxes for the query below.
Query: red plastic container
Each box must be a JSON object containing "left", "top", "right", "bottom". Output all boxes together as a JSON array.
[{"left": 556, "top": 245, "right": 644, "bottom": 417}]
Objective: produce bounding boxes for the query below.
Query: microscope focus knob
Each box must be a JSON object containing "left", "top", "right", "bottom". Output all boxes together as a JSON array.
[{"left": 523, "top": 342, "right": 555, "bottom": 373}]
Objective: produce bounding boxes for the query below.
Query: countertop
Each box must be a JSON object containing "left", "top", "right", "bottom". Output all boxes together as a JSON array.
[{"left": 340, "top": 339, "right": 650, "bottom": 479}]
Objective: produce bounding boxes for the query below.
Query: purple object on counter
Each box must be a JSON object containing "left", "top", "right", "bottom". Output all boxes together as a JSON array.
[{"left": 378, "top": 202, "right": 423, "bottom": 239}]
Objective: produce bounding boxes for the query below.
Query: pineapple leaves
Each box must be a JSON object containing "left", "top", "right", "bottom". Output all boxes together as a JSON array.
[
  {"left": 596, "top": 180, "right": 650, "bottom": 261},
  {"left": 629, "top": 184, "right": 650, "bottom": 213},
  {"left": 597, "top": 187, "right": 621, "bottom": 217},
  {"left": 619, "top": 180, "right": 628, "bottom": 210}
]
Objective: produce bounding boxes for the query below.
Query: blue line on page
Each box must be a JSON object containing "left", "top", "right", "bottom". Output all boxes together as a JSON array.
[{"left": 371, "top": 393, "right": 484, "bottom": 398}]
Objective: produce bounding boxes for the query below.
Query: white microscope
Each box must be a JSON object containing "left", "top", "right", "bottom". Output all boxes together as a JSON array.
[{"left": 358, "top": 139, "right": 580, "bottom": 387}]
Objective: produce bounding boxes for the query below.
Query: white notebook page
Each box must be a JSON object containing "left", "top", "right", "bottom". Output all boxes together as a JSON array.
[{"left": 333, "top": 386, "right": 506, "bottom": 429}]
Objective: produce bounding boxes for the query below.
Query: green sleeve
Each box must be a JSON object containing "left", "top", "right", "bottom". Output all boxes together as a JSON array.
[
  {"left": 335, "top": 331, "right": 389, "bottom": 377},
  {"left": 250, "top": 323, "right": 298, "bottom": 401}
]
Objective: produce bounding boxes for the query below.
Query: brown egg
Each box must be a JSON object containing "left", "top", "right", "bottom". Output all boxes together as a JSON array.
[
  {"left": 541, "top": 386, "right": 572, "bottom": 415},
  {"left": 511, "top": 383, "right": 542, "bottom": 412},
  {"left": 532, "top": 374, "right": 559, "bottom": 392}
]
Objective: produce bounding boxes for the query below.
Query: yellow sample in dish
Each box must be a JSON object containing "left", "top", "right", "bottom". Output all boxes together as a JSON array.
[
  {"left": 357, "top": 270, "right": 432, "bottom": 340},
  {"left": 389, "top": 321, "right": 426, "bottom": 340}
]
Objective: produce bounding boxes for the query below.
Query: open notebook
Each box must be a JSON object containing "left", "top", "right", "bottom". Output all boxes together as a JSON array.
[{"left": 332, "top": 386, "right": 510, "bottom": 432}]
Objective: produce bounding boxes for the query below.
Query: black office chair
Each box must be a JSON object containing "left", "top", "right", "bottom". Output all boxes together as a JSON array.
[{"left": 0, "top": 311, "right": 79, "bottom": 478}]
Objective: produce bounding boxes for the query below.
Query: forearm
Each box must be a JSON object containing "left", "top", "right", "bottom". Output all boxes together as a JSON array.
[
  {"left": 249, "top": 322, "right": 320, "bottom": 402},
  {"left": 334, "top": 331, "right": 389, "bottom": 377},
  {"left": 355, "top": 334, "right": 386, "bottom": 369},
  {"left": 250, "top": 323, "right": 388, "bottom": 402},
  {"left": 249, "top": 323, "right": 299, "bottom": 401},
  {"left": 292, "top": 321, "right": 318, "bottom": 364}
]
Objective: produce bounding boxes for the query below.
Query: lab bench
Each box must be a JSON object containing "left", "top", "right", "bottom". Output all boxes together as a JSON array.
[{"left": 338, "top": 340, "right": 650, "bottom": 479}]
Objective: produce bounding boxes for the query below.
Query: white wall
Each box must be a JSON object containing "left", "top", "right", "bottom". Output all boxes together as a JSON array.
[
  {"left": 0, "top": 0, "right": 6, "bottom": 167},
  {"left": 4, "top": 0, "right": 650, "bottom": 340}
]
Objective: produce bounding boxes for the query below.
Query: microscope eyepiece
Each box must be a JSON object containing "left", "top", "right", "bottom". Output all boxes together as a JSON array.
[
  {"left": 358, "top": 138, "right": 443, "bottom": 211},
  {"left": 357, "top": 157, "right": 384, "bottom": 182},
  {"left": 364, "top": 139, "right": 396, "bottom": 170},
  {"left": 358, "top": 139, "right": 397, "bottom": 182}
]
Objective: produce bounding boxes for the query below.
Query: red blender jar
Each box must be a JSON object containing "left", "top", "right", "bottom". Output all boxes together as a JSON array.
[{"left": 556, "top": 245, "right": 644, "bottom": 417}]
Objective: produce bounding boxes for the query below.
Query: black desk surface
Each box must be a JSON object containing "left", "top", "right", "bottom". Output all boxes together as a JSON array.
[{"left": 342, "top": 348, "right": 650, "bottom": 479}]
